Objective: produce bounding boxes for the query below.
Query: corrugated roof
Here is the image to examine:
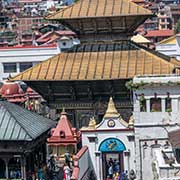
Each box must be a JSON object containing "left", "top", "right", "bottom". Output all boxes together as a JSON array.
[
  {"left": 11, "top": 41, "right": 177, "bottom": 81},
  {"left": 0, "top": 101, "right": 56, "bottom": 141},
  {"left": 47, "top": 0, "right": 152, "bottom": 20},
  {"left": 157, "top": 35, "right": 176, "bottom": 45},
  {"left": 145, "top": 30, "right": 174, "bottom": 37}
]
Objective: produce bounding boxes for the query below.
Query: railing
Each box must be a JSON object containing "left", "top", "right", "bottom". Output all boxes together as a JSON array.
[
  {"left": 159, "top": 167, "right": 180, "bottom": 180},
  {"left": 71, "top": 146, "right": 90, "bottom": 180}
]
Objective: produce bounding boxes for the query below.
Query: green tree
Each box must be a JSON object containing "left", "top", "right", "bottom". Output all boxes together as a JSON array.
[{"left": 174, "top": 19, "right": 180, "bottom": 34}]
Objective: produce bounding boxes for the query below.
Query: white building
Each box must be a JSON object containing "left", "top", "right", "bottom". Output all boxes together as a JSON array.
[
  {"left": 0, "top": 36, "right": 78, "bottom": 81},
  {"left": 81, "top": 98, "right": 135, "bottom": 180},
  {"left": 156, "top": 34, "right": 180, "bottom": 60},
  {"left": 0, "top": 44, "right": 60, "bottom": 81},
  {"left": 80, "top": 75, "right": 180, "bottom": 180},
  {"left": 133, "top": 75, "right": 180, "bottom": 180}
]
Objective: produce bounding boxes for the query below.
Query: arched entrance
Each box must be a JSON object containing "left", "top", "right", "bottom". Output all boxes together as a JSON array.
[
  {"left": 0, "top": 158, "right": 6, "bottom": 178},
  {"left": 99, "top": 138, "right": 126, "bottom": 180},
  {"left": 8, "top": 157, "right": 21, "bottom": 179}
]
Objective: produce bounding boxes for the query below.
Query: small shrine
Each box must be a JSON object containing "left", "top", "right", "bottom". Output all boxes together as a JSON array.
[
  {"left": 0, "top": 81, "right": 25, "bottom": 103},
  {"left": 81, "top": 97, "right": 135, "bottom": 180},
  {"left": 0, "top": 81, "right": 41, "bottom": 104},
  {"left": 0, "top": 100, "right": 55, "bottom": 180},
  {"left": 47, "top": 109, "right": 81, "bottom": 163}
]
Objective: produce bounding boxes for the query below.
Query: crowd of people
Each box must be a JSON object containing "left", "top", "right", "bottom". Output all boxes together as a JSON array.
[
  {"left": 106, "top": 158, "right": 123, "bottom": 180},
  {"left": 106, "top": 158, "right": 136, "bottom": 180}
]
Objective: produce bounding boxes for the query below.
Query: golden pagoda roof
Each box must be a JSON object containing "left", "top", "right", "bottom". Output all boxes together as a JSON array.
[
  {"left": 157, "top": 35, "right": 176, "bottom": 45},
  {"left": 46, "top": 0, "right": 153, "bottom": 35},
  {"left": 47, "top": 0, "right": 152, "bottom": 20},
  {"left": 11, "top": 41, "right": 178, "bottom": 82},
  {"left": 104, "top": 97, "right": 120, "bottom": 118}
]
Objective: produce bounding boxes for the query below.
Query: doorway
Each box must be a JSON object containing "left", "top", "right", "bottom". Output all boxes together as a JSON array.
[
  {"left": 99, "top": 138, "right": 126, "bottom": 180},
  {"left": 0, "top": 158, "right": 5, "bottom": 178},
  {"left": 102, "top": 152, "right": 124, "bottom": 180}
]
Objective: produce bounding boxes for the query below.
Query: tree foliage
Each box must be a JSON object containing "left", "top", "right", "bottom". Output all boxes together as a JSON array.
[{"left": 174, "top": 19, "right": 180, "bottom": 34}]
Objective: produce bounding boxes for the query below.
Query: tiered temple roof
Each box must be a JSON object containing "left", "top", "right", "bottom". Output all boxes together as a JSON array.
[
  {"left": 11, "top": 0, "right": 180, "bottom": 83},
  {"left": 47, "top": 0, "right": 153, "bottom": 35},
  {"left": 10, "top": 0, "right": 180, "bottom": 122},
  {"left": 12, "top": 41, "right": 178, "bottom": 81}
]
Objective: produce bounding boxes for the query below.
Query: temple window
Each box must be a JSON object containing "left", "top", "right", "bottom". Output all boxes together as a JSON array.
[
  {"left": 20, "top": 62, "right": 33, "bottom": 72},
  {"left": 3, "top": 62, "right": 17, "bottom": 73},
  {"left": 139, "top": 94, "right": 146, "bottom": 112},
  {"left": 165, "top": 98, "right": 172, "bottom": 112},
  {"left": 60, "top": 131, "right": 65, "bottom": 138},
  {"left": 175, "top": 149, "right": 180, "bottom": 163},
  {"left": 62, "top": 42, "right": 67, "bottom": 46},
  {"left": 150, "top": 98, "right": 161, "bottom": 112}
]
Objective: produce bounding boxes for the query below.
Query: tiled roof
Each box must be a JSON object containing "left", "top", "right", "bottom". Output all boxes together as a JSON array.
[
  {"left": 47, "top": 0, "right": 152, "bottom": 20},
  {"left": 145, "top": 30, "right": 174, "bottom": 37},
  {"left": 0, "top": 101, "right": 56, "bottom": 141},
  {"left": 11, "top": 41, "right": 178, "bottom": 81}
]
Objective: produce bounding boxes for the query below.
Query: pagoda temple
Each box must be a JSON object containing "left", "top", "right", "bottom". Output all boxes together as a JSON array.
[{"left": 11, "top": 0, "right": 180, "bottom": 128}]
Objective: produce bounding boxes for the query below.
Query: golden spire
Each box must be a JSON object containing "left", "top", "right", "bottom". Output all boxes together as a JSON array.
[{"left": 104, "top": 97, "right": 120, "bottom": 118}]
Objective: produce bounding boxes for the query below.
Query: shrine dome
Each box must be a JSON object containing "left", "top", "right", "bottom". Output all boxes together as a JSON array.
[{"left": 0, "top": 82, "right": 24, "bottom": 96}]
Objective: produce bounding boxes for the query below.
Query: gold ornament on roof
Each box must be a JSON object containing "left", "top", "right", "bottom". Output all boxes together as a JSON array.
[
  {"left": 128, "top": 115, "right": 134, "bottom": 128},
  {"left": 88, "top": 117, "right": 96, "bottom": 129},
  {"left": 104, "top": 97, "right": 120, "bottom": 118}
]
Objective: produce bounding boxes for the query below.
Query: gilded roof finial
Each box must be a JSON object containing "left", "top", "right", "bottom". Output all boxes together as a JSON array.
[
  {"left": 104, "top": 97, "right": 120, "bottom": 118},
  {"left": 128, "top": 115, "right": 134, "bottom": 128},
  {"left": 61, "top": 107, "right": 67, "bottom": 115},
  {"left": 88, "top": 117, "right": 96, "bottom": 129}
]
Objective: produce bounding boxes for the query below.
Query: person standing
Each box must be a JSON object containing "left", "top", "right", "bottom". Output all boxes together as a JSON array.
[
  {"left": 63, "top": 163, "right": 71, "bottom": 180},
  {"left": 108, "top": 164, "right": 113, "bottom": 179},
  {"left": 37, "top": 166, "right": 43, "bottom": 180}
]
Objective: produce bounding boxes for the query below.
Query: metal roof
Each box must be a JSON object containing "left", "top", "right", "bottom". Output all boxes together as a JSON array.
[
  {"left": 46, "top": 0, "right": 153, "bottom": 35},
  {"left": 47, "top": 0, "right": 152, "bottom": 20},
  {"left": 11, "top": 40, "right": 178, "bottom": 81},
  {"left": 0, "top": 100, "right": 56, "bottom": 141}
]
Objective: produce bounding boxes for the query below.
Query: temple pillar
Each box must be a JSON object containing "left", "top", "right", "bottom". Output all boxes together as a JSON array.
[
  {"left": 21, "top": 155, "right": 26, "bottom": 180},
  {"left": 146, "top": 99, "right": 150, "bottom": 112},
  {"left": 95, "top": 151, "right": 102, "bottom": 180},
  {"left": 1, "top": 157, "right": 10, "bottom": 180},
  {"left": 124, "top": 150, "right": 130, "bottom": 172},
  {"left": 5, "top": 160, "right": 9, "bottom": 180},
  {"left": 162, "top": 98, "right": 165, "bottom": 112}
]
